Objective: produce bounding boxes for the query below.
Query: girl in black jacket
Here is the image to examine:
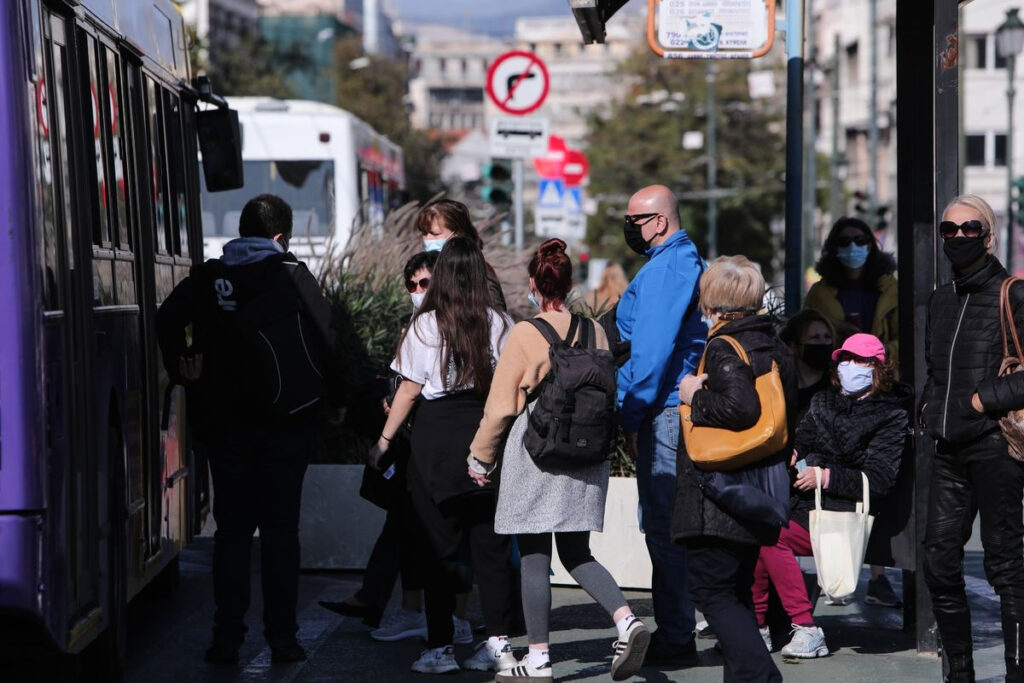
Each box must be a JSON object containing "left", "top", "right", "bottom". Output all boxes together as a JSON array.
[
  {"left": 674, "top": 256, "right": 795, "bottom": 683},
  {"left": 751, "top": 333, "right": 908, "bottom": 659},
  {"left": 922, "top": 194, "right": 1024, "bottom": 683}
]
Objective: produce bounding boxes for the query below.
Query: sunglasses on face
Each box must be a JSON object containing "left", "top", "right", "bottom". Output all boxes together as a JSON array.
[
  {"left": 835, "top": 234, "right": 872, "bottom": 247},
  {"left": 405, "top": 277, "right": 431, "bottom": 293},
  {"left": 939, "top": 220, "right": 988, "bottom": 240},
  {"left": 624, "top": 213, "right": 660, "bottom": 228}
]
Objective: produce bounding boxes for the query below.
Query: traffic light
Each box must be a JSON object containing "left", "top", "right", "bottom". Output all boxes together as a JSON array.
[
  {"left": 481, "top": 160, "right": 512, "bottom": 208},
  {"left": 875, "top": 204, "right": 890, "bottom": 232},
  {"left": 1013, "top": 176, "right": 1024, "bottom": 226},
  {"left": 570, "top": 0, "right": 631, "bottom": 44},
  {"left": 577, "top": 251, "right": 590, "bottom": 284}
]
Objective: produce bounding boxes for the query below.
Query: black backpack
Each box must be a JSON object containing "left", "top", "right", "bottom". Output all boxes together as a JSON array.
[
  {"left": 205, "top": 260, "right": 329, "bottom": 420},
  {"left": 523, "top": 315, "right": 617, "bottom": 469}
]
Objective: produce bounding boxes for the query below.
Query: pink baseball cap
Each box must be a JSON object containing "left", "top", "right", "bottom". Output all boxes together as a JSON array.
[{"left": 831, "top": 333, "right": 886, "bottom": 363}]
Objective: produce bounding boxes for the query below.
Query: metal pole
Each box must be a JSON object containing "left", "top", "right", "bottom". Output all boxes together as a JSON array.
[
  {"left": 513, "top": 158, "right": 524, "bottom": 253},
  {"left": 1008, "top": 53, "right": 1017, "bottom": 275},
  {"left": 829, "top": 34, "right": 843, "bottom": 222},
  {"left": 707, "top": 61, "right": 718, "bottom": 260},
  {"left": 784, "top": 0, "right": 805, "bottom": 316},
  {"left": 803, "top": 5, "right": 817, "bottom": 277},
  {"left": 869, "top": 0, "right": 879, "bottom": 218}
]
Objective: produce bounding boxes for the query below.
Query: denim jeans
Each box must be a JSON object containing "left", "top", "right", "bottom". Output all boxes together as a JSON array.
[{"left": 637, "top": 405, "right": 696, "bottom": 643}]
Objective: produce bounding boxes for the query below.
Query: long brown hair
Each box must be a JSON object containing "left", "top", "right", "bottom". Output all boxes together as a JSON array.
[{"left": 404, "top": 236, "right": 505, "bottom": 393}]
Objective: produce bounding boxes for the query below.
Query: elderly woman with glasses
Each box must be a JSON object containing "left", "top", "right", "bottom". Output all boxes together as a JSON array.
[
  {"left": 803, "top": 217, "right": 899, "bottom": 362},
  {"left": 921, "top": 194, "right": 1024, "bottom": 683}
]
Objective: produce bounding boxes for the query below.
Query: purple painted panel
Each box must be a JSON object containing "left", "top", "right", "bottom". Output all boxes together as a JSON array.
[
  {"left": 0, "top": 0, "right": 45, "bottom": 516},
  {"left": 0, "top": 515, "right": 43, "bottom": 613}
]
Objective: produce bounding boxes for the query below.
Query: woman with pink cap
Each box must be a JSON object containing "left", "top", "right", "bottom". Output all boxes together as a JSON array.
[{"left": 749, "top": 332, "right": 910, "bottom": 659}]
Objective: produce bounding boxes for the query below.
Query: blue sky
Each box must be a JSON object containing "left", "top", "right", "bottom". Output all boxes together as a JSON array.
[{"left": 390, "top": 0, "right": 568, "bottom": 35}]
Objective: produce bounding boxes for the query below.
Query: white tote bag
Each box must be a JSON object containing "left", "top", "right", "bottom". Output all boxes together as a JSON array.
[{"left": 808, "top": 469, "right": 875, "bottom": 601}]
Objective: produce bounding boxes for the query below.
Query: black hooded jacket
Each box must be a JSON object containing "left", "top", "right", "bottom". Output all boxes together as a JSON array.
[
  {"left": 791, "top": 384, "right": 911, "bottom": 530},
  {"left": 922, "top": 255, "right": 1024, "bottom": 444},
  {"left": 671, "top": 314, "right": 798, "bottom": 546}
]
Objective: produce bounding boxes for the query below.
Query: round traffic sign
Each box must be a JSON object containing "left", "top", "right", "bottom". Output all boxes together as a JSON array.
[
  {"left": 562, "top": 149, "right": 589, "bottom": 186},
  {"left": 485, "top": 50, "right": 550, "bottom": 116}
]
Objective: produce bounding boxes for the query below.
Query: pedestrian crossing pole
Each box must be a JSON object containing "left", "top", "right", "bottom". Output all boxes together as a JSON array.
[{"left": 514, "top": 158, "right": 524, "bottom": 253}]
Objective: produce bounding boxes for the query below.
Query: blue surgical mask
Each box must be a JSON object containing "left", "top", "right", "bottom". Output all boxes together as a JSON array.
[
  {"left": 837, "top": 361, "right": 873, "bottom": 395},
  {"left": 700, "top": 315, "right": 714, "bottom": 330},
  {"left": 836, "top": 244, "right": 870, "bottom": 270},
  {"left": 527, "top": 291, "right": 540, "bottom": 309},
  {"left": 423, "top": 238, "right": 447, "bottom": 252}
]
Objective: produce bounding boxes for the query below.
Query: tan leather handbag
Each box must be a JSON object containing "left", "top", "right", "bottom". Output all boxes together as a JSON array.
[
  {"left": 997, "top": 277, "right": 1024, "bottom": 462},
  {"left": 680, "top": 335, "right": 788, "bottom": 471}
]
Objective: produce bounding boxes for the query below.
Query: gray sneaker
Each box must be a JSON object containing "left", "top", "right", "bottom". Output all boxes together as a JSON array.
[
  {"left": 865, "top": 574, "right": 901, "bottom": 607},
  {"left": 780, "top": 624, "right": 829, "bottom": 658}
]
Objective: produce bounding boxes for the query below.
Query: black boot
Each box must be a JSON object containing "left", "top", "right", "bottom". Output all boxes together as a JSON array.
[
  {"left": 943, "top": 652, "right": 975, "bottom": 683},
  {"left": 1004, "top": 618, "right": 1024, "bottom": 682}
]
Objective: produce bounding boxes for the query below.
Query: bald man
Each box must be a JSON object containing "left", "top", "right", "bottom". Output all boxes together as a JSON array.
[{"left": 616, "top": 185, "right": 706, "bottom": 666}]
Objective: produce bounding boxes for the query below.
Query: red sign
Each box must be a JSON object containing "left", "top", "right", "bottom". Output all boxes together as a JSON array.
[
  {"left": 533, "top": 135, "right": 589, "bottom": 186},
  {"left": 485, "top": 50, "right": 550, "bottom": 116},
  {"left": 562, "top": 149, "right": 589, "bottom": 186}
]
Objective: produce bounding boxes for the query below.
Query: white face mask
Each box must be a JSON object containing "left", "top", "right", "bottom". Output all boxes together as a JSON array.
[
  {"left": 527, "top": 291, "right": 540, "bottom": 309},
  {"left": 837, "top": 361, "right": 873, "bottom": 395},
  {"left": 423, "top": 237, "right": 447, "bottom": 252},
  {"left": 410, "top": 292, "right": 426, "bottom": 309}
]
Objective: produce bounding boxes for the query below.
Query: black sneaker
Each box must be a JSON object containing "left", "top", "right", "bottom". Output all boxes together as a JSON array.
[
  {"left": 865, "top": 574, "right": 901, "bottom": 608},
  {"left": 270, "top": 641, "right": 307, "bottom": 663},
  {"left": 695, "top": 620, "right": 716, "bottom": 639},
  {"left": 318, "top": 599, "right": 384, "bottom": 628},
  {"left": 641, "top": 631, "right": 698, "bottom": 667},
  {"left": 204, "top": 642, "right": 239, "bottom": 663}
]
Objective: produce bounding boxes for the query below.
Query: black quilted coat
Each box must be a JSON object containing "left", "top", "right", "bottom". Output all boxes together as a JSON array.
[
  {"left": 671, "top": 315, "right": 798, "bottom": 546},
  {"left": 791, "top": 385, "right": 911, "bottom": 530},
  {"left": 922, "top": 255, "right": 1024, "bottom": 444}
]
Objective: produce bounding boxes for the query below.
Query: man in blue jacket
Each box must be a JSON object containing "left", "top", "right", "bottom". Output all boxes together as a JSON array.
[{"left": 617, "top": 184, "right": 706, "bottom": 665}]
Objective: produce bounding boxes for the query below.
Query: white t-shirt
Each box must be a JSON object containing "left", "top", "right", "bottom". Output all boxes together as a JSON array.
[{"left": 391, "top": 308, "right": 513, "bottom": 400}]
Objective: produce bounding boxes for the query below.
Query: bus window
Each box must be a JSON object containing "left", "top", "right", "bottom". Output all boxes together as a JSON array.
[
  {"left": 103, "top": 47, "right": 131, "bottom": 251},
  {"left": 85, "top": 36, "right": 112, "bottom": 248},
  {"left": 48, "top": 22, "right": 74, "bottom": 271},
  {"left": 31, "top": 11, "right": 60, "bottom": 311},
  {"left": 162, "top": 90, "right": 188, "bottom": 258},
  {"left": 200, "top": 160, "right": 335, "bottom": 239},
  {"left": 144, "top": 77, "right": 170, "bottom": 255}
]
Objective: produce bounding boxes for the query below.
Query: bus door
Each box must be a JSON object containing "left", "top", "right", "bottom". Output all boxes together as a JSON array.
[{"left": 40, "top": 7, "right": 101, "bottom": 640}]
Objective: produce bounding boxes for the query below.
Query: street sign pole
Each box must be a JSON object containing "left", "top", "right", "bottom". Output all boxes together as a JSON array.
[{"left": 514, "top": 158, "right": 524, "bottom": 252}]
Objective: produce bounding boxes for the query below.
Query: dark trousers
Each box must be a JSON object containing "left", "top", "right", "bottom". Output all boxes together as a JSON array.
[
  {"left": 198, "top": 421, "right": 312, "bottom": 647},
  {"left": 924, "top": 434, "right": 1024, "bottom": 676},
  {"left": 409, "top": 474, "right": 514, "bottom": 647},
  {"left": 356, "top": 492, "right": 424, "bottom": 608},
  {"left": 685, "top": 538, "right": 782, "bottom": 683}
]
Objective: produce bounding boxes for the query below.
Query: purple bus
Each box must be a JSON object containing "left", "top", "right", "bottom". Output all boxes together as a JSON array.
[{"left": 0, "top": 0, "right": 239, "bottom": 676}]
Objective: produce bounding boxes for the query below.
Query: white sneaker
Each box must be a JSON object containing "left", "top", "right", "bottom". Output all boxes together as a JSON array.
[
  {"left": 411, "top": 645, "right": 459, "bottom": 674},
  {"left": 371, "top": 609, "right": 427, "bottom": 642},
  {"left": 759, "top": 626, "right": 772, "bottom": 652},
  {"left": 495, "top": 656, "right": 553, "bottom": 680},
  {"left": 452, "top": 616, "right": 473, "bottom": 645},
  {"left": 610, "top": 619, "right": 650, "bottom": 681},
  {"left": 824, "top": 594, "right": 852, "bottom": 606},
  {"left": 780, "top": 623, "right": 829, "bottom": 658},
  {"left": 461, "top": 638, "right": 517, "bottom": 672}
]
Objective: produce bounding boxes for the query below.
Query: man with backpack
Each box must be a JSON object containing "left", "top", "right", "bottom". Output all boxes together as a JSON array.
[
  {"left": 157, "top": 193, "right": 345, "bottom": 664},
  {"left": 616, "top": 184, "right": 706, "bottom": 667}
]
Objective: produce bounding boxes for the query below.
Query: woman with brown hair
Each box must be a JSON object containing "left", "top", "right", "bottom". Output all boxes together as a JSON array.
[
  {"left": 752, "top": 333, "right": 908, "bottom": 659},
  {"left": 415, "top": 199, "right": 507, "bottom": 311},
  {"left": 468, "top": 239, "right": 649, "bottom": 681},
  {"left": 370, "top": 236, "right": 516, "bottom": 675},
  {"left": 588, "top": 262, "right": 629, "bottom": 312}
]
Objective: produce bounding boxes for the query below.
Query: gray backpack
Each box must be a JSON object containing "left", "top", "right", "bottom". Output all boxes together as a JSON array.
[{"left": 524, "top": 315, "right": 617, "bottom": 469}]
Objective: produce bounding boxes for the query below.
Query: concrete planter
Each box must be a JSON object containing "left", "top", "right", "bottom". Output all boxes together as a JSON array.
[
  {"left": 550, "top": 477, "right": 652, "bottom": 590},
  {"left": 299, "top": 464, "right": 385, "bottom": 569}
]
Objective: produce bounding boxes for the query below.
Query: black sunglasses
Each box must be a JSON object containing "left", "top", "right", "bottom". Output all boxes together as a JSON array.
[
  {"left": 939, "top": 220, "right": 988, "bottom": 240},
  {"left": 624, "top": 213, "right": 660, "bottom": 228},
  {"left": 405, "top": 276, "right": 431, "bottom": 293},
  {"left": 835, "top": 234, "right": 872, "bottom": 247}
]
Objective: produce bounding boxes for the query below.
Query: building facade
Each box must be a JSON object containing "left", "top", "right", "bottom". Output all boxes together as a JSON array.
[{"left": 178, "top": 0, "right": 260, "bottom": 51}]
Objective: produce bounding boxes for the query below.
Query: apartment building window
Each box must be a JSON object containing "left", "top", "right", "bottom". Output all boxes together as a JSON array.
[
  {"left": 966, "top": 134, "right": 987, "bottom": 166},
  {"left": 995, "top": 134, "right": 1008, "bottom": 166},
  {"left": 965, "top": 35, "right": 989, "bottom": 69},
  {"left": 846, "top": 41, "right": 859, "bottom": 83},
  {"left": 553, "top": 42, "right": 562, "bottom": 55}
]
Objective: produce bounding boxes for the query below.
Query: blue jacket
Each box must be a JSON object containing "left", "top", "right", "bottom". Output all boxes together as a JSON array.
[{"left": 616, "top": 230, "right": 707, "bottom": 433}]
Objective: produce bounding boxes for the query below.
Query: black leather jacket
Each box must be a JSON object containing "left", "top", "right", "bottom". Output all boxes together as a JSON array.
[
  {"left": 922, "top": 255, "right": 1024, "bottom": 444},
  {"left": 672, "top": 315, "right": 798, "bottom": 546}
]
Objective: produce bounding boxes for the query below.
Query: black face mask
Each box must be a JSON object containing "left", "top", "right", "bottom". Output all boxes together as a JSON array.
[
  {"left": 800, "top": 343, "right": 833, "bottom": 372},
  {"left": 624, "top": 222, "right": 651, "bottom": 255},
  {"left": 943, "top": 236, "right": 988, "bottom": 272}
]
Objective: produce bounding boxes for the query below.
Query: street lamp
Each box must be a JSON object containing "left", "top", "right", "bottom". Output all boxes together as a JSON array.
[{"left": 997, "top": 8, "right": 1024, "bottom": 273}]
